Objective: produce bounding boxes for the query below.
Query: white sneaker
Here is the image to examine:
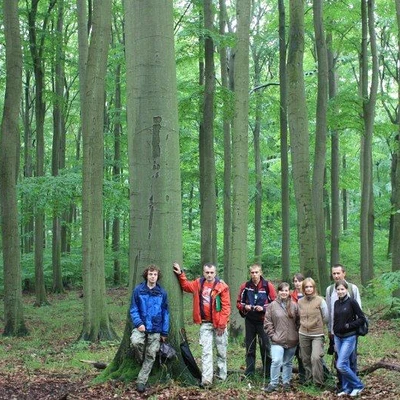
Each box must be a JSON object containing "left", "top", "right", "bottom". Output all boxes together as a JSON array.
[
  {"left": 350, "top": 388, "right": 364, "bottom": 397},
  {"left": 337, "top": 392, "right": 348, "bottom": 397}
]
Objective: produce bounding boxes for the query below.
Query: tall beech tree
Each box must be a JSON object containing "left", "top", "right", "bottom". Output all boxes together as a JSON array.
[
  {"left": 107, "top": 0, "right": 191, "bottom": 381},
  {"left": 229, "top": 0, "right": 252, "bottom": 337},
  {"left": 312, "top": 0, "right": 330, "bottom": 289},
  {"left": 360, "top": 0, "right": 378, "bottom": 285},
  {"left": 28, "top": 0, "right": 56, "bottom": 306},
  {"left": 287, "top": 0, "right": 318, "bottom": 281},
  {"left": 0, "top": 0, "right": 28, "bottom": 337},
  {"left": 79, "top": 0, "right": 117, "bottom": 341},
  {"left": 393, "top": 0, "right": 400, "bottom": 299},
  {"left": 278, "top": 0, "right": 290, "bottom": 281},
  {"left": 200, "top": 0, "right": 217, "bottom": 266}
]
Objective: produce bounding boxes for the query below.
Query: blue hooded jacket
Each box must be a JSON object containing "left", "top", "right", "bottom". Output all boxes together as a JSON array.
[{"left": 130, "top": 281, "right": 169, "bottom": 337}]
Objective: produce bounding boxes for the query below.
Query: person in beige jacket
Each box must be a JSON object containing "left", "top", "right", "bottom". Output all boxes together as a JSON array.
[
  {"left": 263, "top": 282, "right": 299, "bottom": 393},
  {"left": 298, "top": 277, "right": 329, "bottom": 387}
]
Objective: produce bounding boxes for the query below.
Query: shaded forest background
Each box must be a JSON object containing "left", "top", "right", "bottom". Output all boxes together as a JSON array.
[{"left": 0, "top": 0, "right": 399, "bottom": 376}]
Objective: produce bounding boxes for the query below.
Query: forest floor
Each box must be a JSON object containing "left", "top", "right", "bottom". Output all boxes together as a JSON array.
[{"left": 0, "top": 288, "right": 399, "bottom": 399}]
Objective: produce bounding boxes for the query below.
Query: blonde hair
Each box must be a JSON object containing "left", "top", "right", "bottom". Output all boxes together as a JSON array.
[{"left": 301, "top": 277, "right": 318, "bottom": 296}]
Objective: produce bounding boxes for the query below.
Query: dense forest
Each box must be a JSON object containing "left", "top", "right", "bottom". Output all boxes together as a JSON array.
[{"left": 0, "top": 0, "right": 400, "bottom": 398}]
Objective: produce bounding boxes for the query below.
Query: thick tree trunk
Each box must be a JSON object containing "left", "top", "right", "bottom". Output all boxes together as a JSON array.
[
  {"left": 200, "top": 0, "right": 217, "bottom": 266},
  {"left": 229, "top": 0, "right": 251, "bottom": 338},
  {"left": 107, "top": 0, "right": 190, "bottom": 381},
  {"left": 0, "top": 0, "right": 28, "bottom": 336},
  {"left": 287, "top": 0, "right": 318, "bottom": 279}
]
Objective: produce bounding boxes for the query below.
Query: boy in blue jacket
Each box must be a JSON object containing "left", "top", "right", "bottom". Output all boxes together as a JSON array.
[{"left": 130, "top": 265, "right": 169, "bottom": 393}]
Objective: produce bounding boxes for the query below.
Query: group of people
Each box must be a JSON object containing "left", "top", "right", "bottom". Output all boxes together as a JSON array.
[{"left": 129, "top": 262, "right": 366, "bottom": 397}]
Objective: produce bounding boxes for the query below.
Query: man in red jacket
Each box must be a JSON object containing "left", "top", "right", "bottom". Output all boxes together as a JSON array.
[{"left": 173, "top": 262, "right": 231, "bottom": 387}]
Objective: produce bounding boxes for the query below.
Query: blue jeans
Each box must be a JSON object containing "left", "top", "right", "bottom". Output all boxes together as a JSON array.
[
  {"left": 270, "top": 344, "right": 297, "bottom": 386},
  {"left": 334, "top": 335, "right": 364, "bottom": 394}
]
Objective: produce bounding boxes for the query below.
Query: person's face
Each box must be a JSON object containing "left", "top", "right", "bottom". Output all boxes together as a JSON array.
[
  {"left": 332, "top": 267, "right": 345, "bottom": 282},
  {"left": 203, "top": 266, "right": 216, "bottom": 282},
  {"left": 304, "top": 282, "right": 314, "bottom": 296},
  {"left": 279, "top": 286, "right": 290, "bottom": 299},
  {"left": 336, "top": 284, "right": 347, "bottom": 298},
  {"left": 147, "top": 270, "right": 158, "bottom": 284},
  {"left": 250, "top": 267, "right": 262, "bottom": 284},
  {"left": 293, "top": 277, "right": 303, "bottom": 290}
]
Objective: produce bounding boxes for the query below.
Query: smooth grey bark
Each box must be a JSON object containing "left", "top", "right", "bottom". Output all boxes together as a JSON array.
[
  {"left": 219, "top": 0, "right": 232, "bottom": 278},
  {"left": 392, "top": 0, "right": 400, "bottom": 298},
  {"left": 52, "top": 0, "right": 65, "bottom": 293},
  {"left": 0, "top": 0, "right": 28, "bottom": 336},
  {"left": 360, "top": 0, "right": 378, "bottom": 285},
  {"left": 287, "top": 0, "right": 318, "bottom": 280},
  {"left": 278, "top": 0, "right": 290, "bottom": 281},
  {"left": 109, "top": 0, "right": 190, "bottom": 382},
  {"left": 80, "top": 0, "right": 117, "bottom": 341},
  {"left": 28, "top": 0, "right": 56, "bottom": 306},
  {"left": 229, "top": 0, "right": 251, "bottom": 338},
  {"left": 327, "top": 32, "right": 340, "bottom": 267},
  {"left": 200, "top": 0, "right": 217, "bottom": 266},
  {"left": 312, "top": 0, "right": 330, "bottom": 290}
]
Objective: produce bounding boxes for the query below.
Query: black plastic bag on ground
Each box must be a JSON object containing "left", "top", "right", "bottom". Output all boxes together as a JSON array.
[
  {"left": 180, "top": 329, "right": 202, "bottom": 381},
  {"left": 159, "top": 342, "right": 177, "bottom": 363}
]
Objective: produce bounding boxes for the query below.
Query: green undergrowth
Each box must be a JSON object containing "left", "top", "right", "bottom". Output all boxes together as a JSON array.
[{"left": 0, "top": 287, "right": 399, "bottom": 397}]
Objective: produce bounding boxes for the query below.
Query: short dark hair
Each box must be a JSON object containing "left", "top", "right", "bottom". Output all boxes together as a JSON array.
[
  {"left": 142, "top": 264, "right": 162, "bottom": 280},
  {"left": 332, "top": 263, "right": 346, "bottom": 273}
]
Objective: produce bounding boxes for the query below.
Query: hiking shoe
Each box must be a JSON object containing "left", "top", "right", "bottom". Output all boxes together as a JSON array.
[
  {"left": 283, "top": 383, "right": 291, "bottom": 392},
  {"left": 136, "top": 383, "right": 146, "bottom": 393},
  {"left": 263, "top": 384, "right": 278, "bottom": 393},
  {"left": 350, "top": 388, "right": 364, "bottom": 397}
]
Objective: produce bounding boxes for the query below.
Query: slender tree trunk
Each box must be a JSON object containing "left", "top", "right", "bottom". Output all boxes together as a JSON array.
[
  {"left": 0, "top": 0, "right": 28, "bottom": 337},
  {"left": 360, "top": 0, "right": 378, "bottom": 285},
  {"left": 219, "top": 0, "right": 232, "bottom": 279},
  {"left": 312, "top": 0, "right": 330, "bottom": 291},
  {"left": 287, "top": 0, "right": 318, "bottom": 280},
  {"left": 112, "top": 63, "right": 122, "bottom": 286},
  {"left": 199, "top": 0, "right": 217, "bottom": 266},
  {"left": 52, "top": 0, "right": 65, "bottom": 293},
  {"left": 229, "top": 0, "right": 251, "bottom": 338},
  {"left": 28, "top": 0, "right": 55, "bottom": 306},
  {"left": 392, "top": 0, "right": 400, "bottom": 299},
  {"left": 327, "top": 32, "right": 340, "bottom": 267},
  {"left": 278, "top": 0, "right": 290, "bottom": 281},
  {"left": 22, "top": 70, "right": 34, "bottom": 258},
  {"left": 80, "top": 0, "right": 117, "bottom": 341}
]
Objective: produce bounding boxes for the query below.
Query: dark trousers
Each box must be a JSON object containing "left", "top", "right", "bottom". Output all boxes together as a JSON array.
[
  {"left": 295, "top": 344, "right": 306, "bottom": 382},
  {"left": 245, "top": 318, "right": 271, "bottom": 377}
]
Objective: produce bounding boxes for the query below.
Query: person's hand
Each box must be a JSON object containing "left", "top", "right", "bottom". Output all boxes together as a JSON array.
[
  {"left": 137, "top": 324, "right": 146, "bottom": 332},
  {"left": 245, "top": 305, "right": 252, "bottom": 311},
  {"left": 160, "top": 336, "right": 167, "bottom": 342},
  {"left": 216, "top": 328, "right": 225, "bottom": 336},
  {"left": 173, "top": 262, "right": 182, "bottom": 275},
  {"left": 254, "top": 305, "right": 263, "bottom": 312}
]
